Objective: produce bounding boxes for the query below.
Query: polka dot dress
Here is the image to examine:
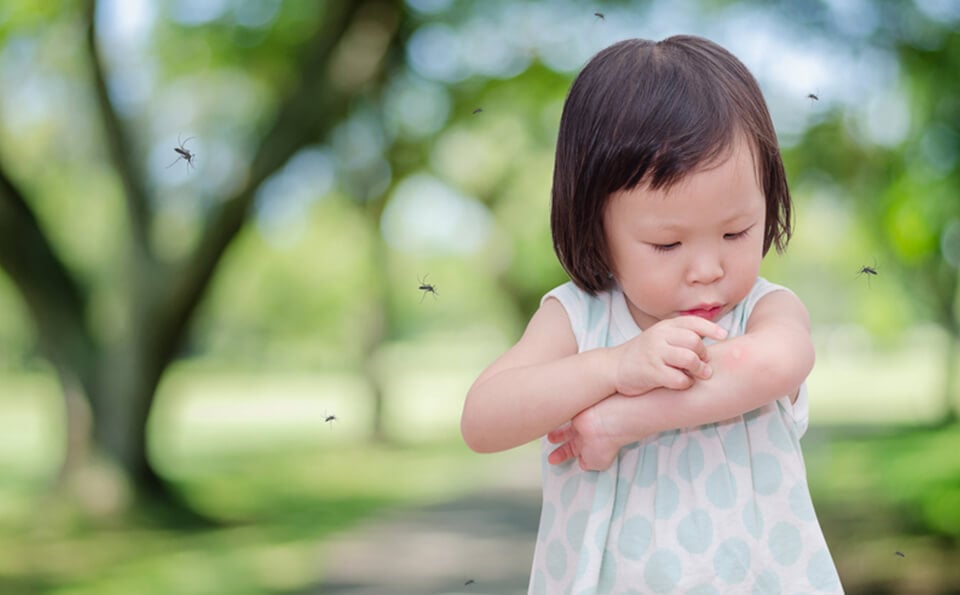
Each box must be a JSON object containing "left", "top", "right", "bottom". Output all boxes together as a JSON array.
[{"left": 528, "top": 278, "right": 843, "bottom": 594}]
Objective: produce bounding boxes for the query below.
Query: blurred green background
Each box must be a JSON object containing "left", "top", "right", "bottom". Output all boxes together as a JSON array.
[{"left": 1, "top": 0, "right": 958, "bottom": 593}]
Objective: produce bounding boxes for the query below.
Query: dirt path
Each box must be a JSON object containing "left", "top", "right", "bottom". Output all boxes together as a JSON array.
[{"left": 315, "top": 486, "right": 541, "bottom": 594}]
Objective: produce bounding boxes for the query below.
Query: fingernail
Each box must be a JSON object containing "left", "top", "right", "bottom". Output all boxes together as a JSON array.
[{"left": 703, "top": 364, "right": 713, "bottom": 378}]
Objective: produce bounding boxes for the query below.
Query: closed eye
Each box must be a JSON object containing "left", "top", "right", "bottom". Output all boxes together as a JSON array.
[
  {"left": 652, "top": 242, "right": 680, "bottom": 253},
  {"left": 724, "top": 226, "right": 753, "bottom": 241}
]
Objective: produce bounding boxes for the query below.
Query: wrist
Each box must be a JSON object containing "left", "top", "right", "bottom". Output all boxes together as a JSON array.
[
  {"left": 593, "top": 394, "right": 645, "bottom": 446},
  {"left": 586, "top": 345, "right": 622, "bottom": 397}
]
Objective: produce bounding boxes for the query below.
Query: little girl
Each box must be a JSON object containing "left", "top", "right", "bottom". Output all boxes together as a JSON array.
[{"left": 461, "top": 36, "right": 843, "bottom": 593}]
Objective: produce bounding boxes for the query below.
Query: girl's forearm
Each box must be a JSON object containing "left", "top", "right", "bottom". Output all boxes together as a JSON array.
[
  {"left": 599, "top": 334, "right": 812, "bottom": 442},
  {"left": 462, "top": 347, "right": 617, "bottom": 453}
]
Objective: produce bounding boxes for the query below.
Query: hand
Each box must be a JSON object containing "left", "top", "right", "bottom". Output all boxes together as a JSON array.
[
  {"left": 612, "top": 315, "right": 726, "bottom": 395},
  {"left": 546, "top": 402, "right": 625, "bottom": 471}
]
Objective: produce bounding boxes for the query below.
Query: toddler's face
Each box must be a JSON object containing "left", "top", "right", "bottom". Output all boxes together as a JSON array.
[{"left": 602, "top": 136, "right": 765, "bottom": 330}]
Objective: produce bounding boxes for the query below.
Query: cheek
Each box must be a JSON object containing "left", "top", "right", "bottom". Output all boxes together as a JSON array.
[
  {"left": 613, "top": 248, "right": 658, "bottom": 284},
  {"left": 621, "top": 268, "right": 672, "bottom": 306},
  {"left": 738, "top": 233, "right": 766, "bottom": 270},
  {"left": 605, "top": 234, "right": 640, "bottom": 276}
]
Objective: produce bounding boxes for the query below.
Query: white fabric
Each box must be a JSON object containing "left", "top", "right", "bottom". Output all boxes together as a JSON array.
[{"left": 528, "top": 277, "right": 842, "bottom": 594}]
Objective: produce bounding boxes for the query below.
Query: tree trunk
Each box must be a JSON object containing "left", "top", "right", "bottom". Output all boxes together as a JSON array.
[
  {"left": 942, "top": 330, "right": 959, "bottom": 426},
  {"left": 934, "top": 267, "right": 959, "bottom": 426},
  {"left": 363, "top": 233, "right": 392, "bottom": 443},
  {"left": 1, "top": 0, "right": 409, "bottom": 520},
  {"left": 54, "top": 373, "right": 94, "bottom": 487},
  {"left": 91, "top": 351, "right": 155, "bottom": 483}
]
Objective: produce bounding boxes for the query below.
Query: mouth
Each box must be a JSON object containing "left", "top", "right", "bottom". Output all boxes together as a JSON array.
[{"left": 680, "top": 305, "right": 723, "bottom": 321}]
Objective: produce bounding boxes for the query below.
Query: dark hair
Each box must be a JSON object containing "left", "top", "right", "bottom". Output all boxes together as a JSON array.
[{"left": 551, "top": 35, "right": 792, "bottom": 294}]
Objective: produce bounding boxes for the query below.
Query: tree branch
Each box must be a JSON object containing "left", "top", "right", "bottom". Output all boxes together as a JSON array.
[
  {"left": 0, "top": 160, "right": 98, "bottom": 386},
  {"left": 82, "top": 0, "right": 152, "bottom": 256},
  {"left": 152, "top": 0, "right": 404, "bottom": 364}
]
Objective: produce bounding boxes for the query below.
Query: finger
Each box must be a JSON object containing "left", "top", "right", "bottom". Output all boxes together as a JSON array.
[
  {"left": 668, "top": 330, "right": 710, "bottom": 363},
  {"left": 696, "top": 361, "right": 713, "bottom": 379},
  {"left": 548, "top": 441, "right": 577, "bottom": 465},
  {"left": 689, "top": 334, "right": 710, "bottom": 363},
  {"left": 547, "top": 422, "right": 575, "bottom": 444},
  {"left": 679, "top": 346, "right": 713, "bottom": 379},
  {"left": 673, "top": 316, "right": 728, "bottom": 340},
  {"left": 664, "top": 346, "right": 711, "bottom": 378},
  {"left": 661, "top": 366, "right": 696, "bottom": 390}
]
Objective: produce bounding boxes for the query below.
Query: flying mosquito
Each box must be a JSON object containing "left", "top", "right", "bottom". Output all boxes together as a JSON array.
[
  {"left": 806, "top": 92, "right": 819, "bottom": 101},
  {"left": 856, "top": 260, "right": 878, "bottom": 287},
  {"left": 418, "top": 274, "right": 439, "bottom": 302},
  {"left": 324, "top": 411, "right": 338, "bottom": 428},
  {"left": 472, "top": 108, "right": 484, "bottom": 115},
  {"left": 166, "top": 134, "right": 197, "bottom": 170},
  {"left": 594, "top": 12, "right": 605, "bottom": 20}
]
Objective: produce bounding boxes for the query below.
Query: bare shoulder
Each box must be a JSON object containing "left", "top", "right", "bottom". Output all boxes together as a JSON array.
[
  {"left": 473, "top": 297, "right": 578, "bottom": 383},
  {"left": 523, "top": 296, "right": 579, "bottom": 352}
]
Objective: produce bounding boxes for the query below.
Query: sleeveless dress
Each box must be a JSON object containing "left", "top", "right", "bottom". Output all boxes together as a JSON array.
[{"left": 528, "top": 277, "right": 843, "bottom": 594}]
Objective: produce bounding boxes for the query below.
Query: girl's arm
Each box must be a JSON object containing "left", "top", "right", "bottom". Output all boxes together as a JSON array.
[
  {"left": 461, "top": 297, "right": 614, "bottom": 454},
  {"left": 547, "top": 290, "right": 814, "bottom": 469},
  {"left": 461, "top": 296, "right": 725, "bottom": 454}
]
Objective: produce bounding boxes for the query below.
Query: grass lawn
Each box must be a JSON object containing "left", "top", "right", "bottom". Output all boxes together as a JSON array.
[
  {"left": 0, "top": 433, "right": 527, "bottom": 594},
  {"left": 804, "top": 425, "right": 960, "bottom": 593},
  {"left": 0, "top": 361, "right": 536, "bottom": 594},
  {"left": 0, "top": 334, "right": 958, "bottom": 594}
]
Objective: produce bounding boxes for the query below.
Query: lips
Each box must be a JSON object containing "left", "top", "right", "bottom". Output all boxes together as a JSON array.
[{"left": 681, "top": 305, "right": 723, "bottom": 321}]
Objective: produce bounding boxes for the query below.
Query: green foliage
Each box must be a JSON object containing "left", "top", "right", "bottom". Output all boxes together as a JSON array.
[
  {"left": 3, "top": 401, "right": 959, "bottom": 593},
  {"left": 0, "top": 0, "right": 78, "bottom": 42},
  {"left": 804, "top": 424, "right": 960, "bottom": 591},
  {"left": 790, "top": 24, "right": 960, "bottom": 338},
  {"left": 5, "top": 364, "right": 496, "bottom": 592},
  {"left": 191, "top": 193, "right": 379, "bottom": 368},
  {"left": 2, "top": 0, "right": 954, "bottom": 369},
  {"left": 0, "top": 429, "right": 507, "bottom": 594},
  {"left": 2, "top": 4, "right": 960, "bottom": 591},
  {"left": 0, "top": 275, "right": 37, "bottom": 368}
]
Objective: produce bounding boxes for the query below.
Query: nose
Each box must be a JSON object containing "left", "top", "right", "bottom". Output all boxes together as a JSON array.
[{"left": 686, "top": 249, "right": 723, "bottom": 285}]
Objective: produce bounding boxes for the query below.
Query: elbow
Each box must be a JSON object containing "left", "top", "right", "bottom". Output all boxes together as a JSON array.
[
  {"left": 461, "top": 420, "right": 499, "bottom": 454},
  {"left": 460, "top": 417, "right": 484, "bottom": 453},
  {"left": 779, "top": 334, "right": 815, "bottom": 391},
  {"left": 754, "top": 334, "right": 815, "bottom": 397},
  {"left": 460, "top": 398, "right": 495, "bottom": 454}
]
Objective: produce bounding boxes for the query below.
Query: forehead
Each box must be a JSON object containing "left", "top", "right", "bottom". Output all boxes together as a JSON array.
[{"left": 606, "top": 137, "right": 763, "bottom": 225}]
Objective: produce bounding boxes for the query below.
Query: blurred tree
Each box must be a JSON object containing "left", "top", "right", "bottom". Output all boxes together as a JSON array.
[
  {"left": 789, "top": 5, "right": 960, "bottom": 423},
  {"left": 0, "top": 0, "right": 406, "bottom": 516},
  {"left": 5, "top": 0, "right": 955, "bottom": 522}
]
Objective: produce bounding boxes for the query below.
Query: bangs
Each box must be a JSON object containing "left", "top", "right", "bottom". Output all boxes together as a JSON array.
[
  {"left": 551, "top": 36, "right": 791, "bottom": 294},
  {"left": 588, "top": 41, "right": 749, "bottom": 195}
]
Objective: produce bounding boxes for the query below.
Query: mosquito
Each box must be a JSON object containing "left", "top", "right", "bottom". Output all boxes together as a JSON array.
[
  {"left": 418, "top": 274, "right": 439, "bottom": 302},
  {"left": 166, "top": 134, "right": 197, "bottom": 170},
  {"left": 856, "top": 260, "right": 878, "bottom": 287},
  {"left": 472, "top": 108, "right": 483, "bottom": 115},
  {"left": 806, "top": 92, "right": 819, "bottom": 101},
  {"left": 594, "top": 12, "right": 605, "bottom": 20},
  {"left": 465, "top": 578, "right": 475, "bottom": 585},
  {"left": 324, "top": 411, "right": 338, "bottom": 428},
  {"left": 895, "top": 551, "right": 905, "bottom": 557}
]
